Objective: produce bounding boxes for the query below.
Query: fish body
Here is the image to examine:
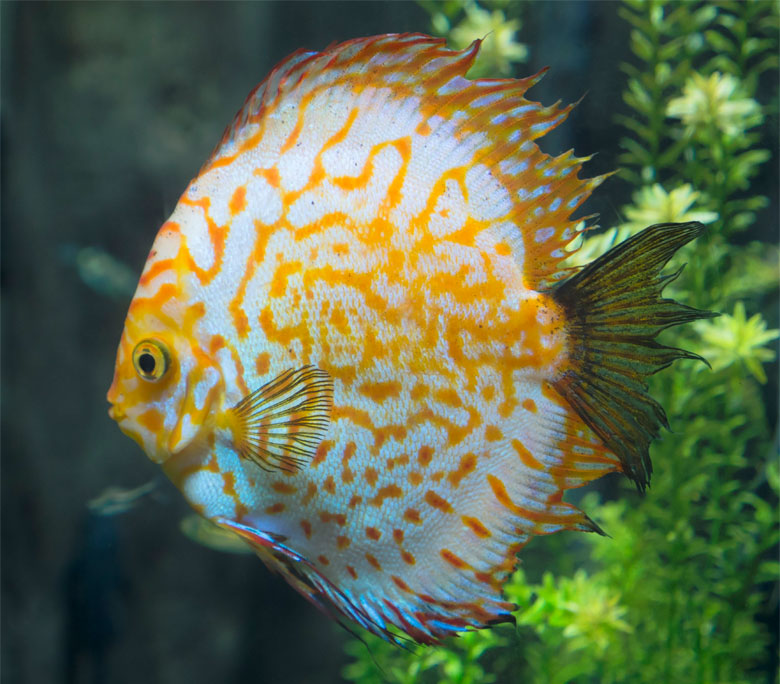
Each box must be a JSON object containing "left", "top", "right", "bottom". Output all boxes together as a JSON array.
[{"left": 108, "top": 34, "right": 709, "bottom": 643}]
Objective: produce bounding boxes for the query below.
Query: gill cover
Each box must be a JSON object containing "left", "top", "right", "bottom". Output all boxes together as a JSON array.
[{"left": 166, "top": 351, "right": 223, "bottom": 455}]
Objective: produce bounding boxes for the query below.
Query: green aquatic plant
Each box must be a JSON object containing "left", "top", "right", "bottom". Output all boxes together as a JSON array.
[
  {"left": 618, "top": 0, "right": 776, "bottom": 236},
  {"left": 666, "top": 70, "right": 763, "bottom": 139},
  {"left": 344, "top": 2, "right": 778, "bottom": 682},
  {"left": 693, "top": 301, "right": 779, "bottom": 384},
  {"left": 566, "top": 183, "right": 718, "bottom": 267}
]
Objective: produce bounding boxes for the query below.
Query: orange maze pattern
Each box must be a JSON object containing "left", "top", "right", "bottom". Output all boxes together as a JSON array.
[{"left": 109, "top": 34, "right": 619, "bottom": 643}]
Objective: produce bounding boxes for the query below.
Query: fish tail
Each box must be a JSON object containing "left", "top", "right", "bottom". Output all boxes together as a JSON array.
[{"left": 551, "top": 222, "right": 716, "bottom": 491}]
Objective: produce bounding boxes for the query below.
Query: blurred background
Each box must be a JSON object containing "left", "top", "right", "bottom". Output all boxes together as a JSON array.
[{"left": 2, "top": 3, "right": 777, "bottom": 684}]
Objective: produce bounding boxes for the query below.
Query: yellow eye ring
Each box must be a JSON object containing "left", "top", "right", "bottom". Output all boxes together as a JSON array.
[{"left": 132, "top": 339, "right": 171, "bottom": 382}]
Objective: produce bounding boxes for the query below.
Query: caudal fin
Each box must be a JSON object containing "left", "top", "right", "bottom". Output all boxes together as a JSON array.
[{"left": 551, "top": 222, "right": 716, "bottom": 491}]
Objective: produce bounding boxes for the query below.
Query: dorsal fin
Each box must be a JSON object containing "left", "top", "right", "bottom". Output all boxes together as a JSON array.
[{"left": 202, "top": 33, "right": 603, "bottom": 287}]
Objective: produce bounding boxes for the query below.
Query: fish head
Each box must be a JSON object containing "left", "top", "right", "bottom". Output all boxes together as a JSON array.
[{"left": 107, "top": 220, "right": 224, "bottom": 464}]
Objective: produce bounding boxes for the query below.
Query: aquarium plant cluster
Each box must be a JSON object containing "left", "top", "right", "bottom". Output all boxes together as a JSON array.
[{"left": 342, "top": 1, "right": 779, "bottom": 682}]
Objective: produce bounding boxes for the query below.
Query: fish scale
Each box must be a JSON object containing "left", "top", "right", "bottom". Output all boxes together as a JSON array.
[{"left": 108, "top": 33, "right": 712, "bottom": 644}]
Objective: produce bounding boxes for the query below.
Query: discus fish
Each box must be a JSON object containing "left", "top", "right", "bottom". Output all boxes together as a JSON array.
[{"left": 107, "top": 34, "right": 712, "bottom": 644}]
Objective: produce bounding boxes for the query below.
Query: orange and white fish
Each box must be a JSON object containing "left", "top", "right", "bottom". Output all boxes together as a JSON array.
[{"left": 107, "top": 34, "right": 711, "bottom": 644}]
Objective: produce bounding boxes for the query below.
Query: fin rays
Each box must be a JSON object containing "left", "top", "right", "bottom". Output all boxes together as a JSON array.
[
  {"left": 229, "top": 365, "right": 334, "bottom": 473},
  {"left": 552, "top": 222, "right": 717, "bottom": 490}
]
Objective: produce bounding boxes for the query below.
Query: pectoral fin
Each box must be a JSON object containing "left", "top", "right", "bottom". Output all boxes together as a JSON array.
[{"left": 227, "top": 365, "right": 333, "bottom": 474}]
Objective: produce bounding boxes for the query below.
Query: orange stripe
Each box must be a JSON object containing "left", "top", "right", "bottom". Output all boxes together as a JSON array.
[
  {"left": 424, "top": 490, "right": 453, "bottom": 514},
  {"left": 417, "top": 445, "right": 434, "bottom": 467},
  {"left": 378, "top": 137, "right": 411, "bottom": 214},
  {"left": 391, "top": 575, "right": 412, "bottom": 592},
  {"left": 403, "top": 508, "right": 422, "bottom": 525},
  {"left": 434, "top": 387, "right": 462, "bottom": 408},
  {"left": 271, "top": 482, "right": 297, "bottom": 495},
  {"left": 255, "top": 352, "right": 270, "bottom": 376},
  {"left": 311, "top": 440, "right": 332, "bottom": 468},
  {"left": 178, "top": 196, "right": 227, "bottom": 286},
  {"left": 229, "top": 218, "right": 273, "bottom": 339},
  {"left": 318, "top": 511, "right": 346, "bottom": 526},
  {"left": 302, "top": 481, "right": 317, "bottom": 504},
  {"left": 269, "top": 260, "right": 302, "bottom": 298},
  {"left": 371, "top": 484, "right": 403, "bottom": 506},
  {"left": 323, "top": 106, "right": 359, "bottom": 151},
  {"left": 229, "top": 185, "right": 247, "bottom": 215},
  {"left": 440, "top": 548, "right": 469, "bottom": 569},
  {"left": 358, "top": 380, "right": 402, "bottom": 402},
  {"left": 486, "top": 474, "right": 575, "bottom": 526},
  {"left": 512, "top": 438, "right": 544, "bottom": 470},
  {"left": 139, "top": 258, "right": 174, "bottom": 287},
  {"left": 323, "top": 475, "right": 335, "bottom": 494},
  {"left": 447, "top": 452, "right": 477, "bottom": 488},
  {"left": 461, "top": 515, "right": 491, "bottom": 538},
  {"left": 279, "top": 109, "right": 304, "bottom": 153},
  {"left": 484, "top": 425, "right": 503, "bottom": 441},
  {"left": 364, "top": 467, "right": 378, "bottom": 486},
  {"left": 401, "top": 551, "right": 416, "bottom": 565},
  {"left": 129, "top": 283, "right": 178, "bottom": 321}
]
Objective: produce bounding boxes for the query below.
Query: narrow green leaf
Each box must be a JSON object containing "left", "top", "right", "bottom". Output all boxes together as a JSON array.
[
  {"left": 704, "top": 29, "right": 735, "bottom": 53},
  {"left": 631, "top": 28, "right": 654, "bottom": 62},
  {"left": 615, "top": 114, "right": 653, "bottom": 140},
  {"left": 692, "top": 4, "right": 719, "bottom": 27}
]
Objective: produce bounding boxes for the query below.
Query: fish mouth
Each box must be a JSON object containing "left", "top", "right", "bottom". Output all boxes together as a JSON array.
[
  {"left": 108, "top": 403, "right": 125, "bottom": 422},
  {"left": 107, "top": 381, "right": 126, "bottom": 422}
]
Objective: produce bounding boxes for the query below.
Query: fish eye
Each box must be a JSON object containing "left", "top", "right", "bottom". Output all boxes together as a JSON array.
[{"left": 132, "top": 339, "right": 171, "bottom": 382}]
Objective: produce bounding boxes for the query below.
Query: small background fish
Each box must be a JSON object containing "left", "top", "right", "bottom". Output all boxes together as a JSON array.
[{"left": 3, "top": 3, "right": 777, "bottom": 684}]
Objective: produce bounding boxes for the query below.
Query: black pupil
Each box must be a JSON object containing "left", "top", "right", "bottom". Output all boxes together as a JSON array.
[{"left": 139, "top": 352, "right": 156, "bottom": 375}]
